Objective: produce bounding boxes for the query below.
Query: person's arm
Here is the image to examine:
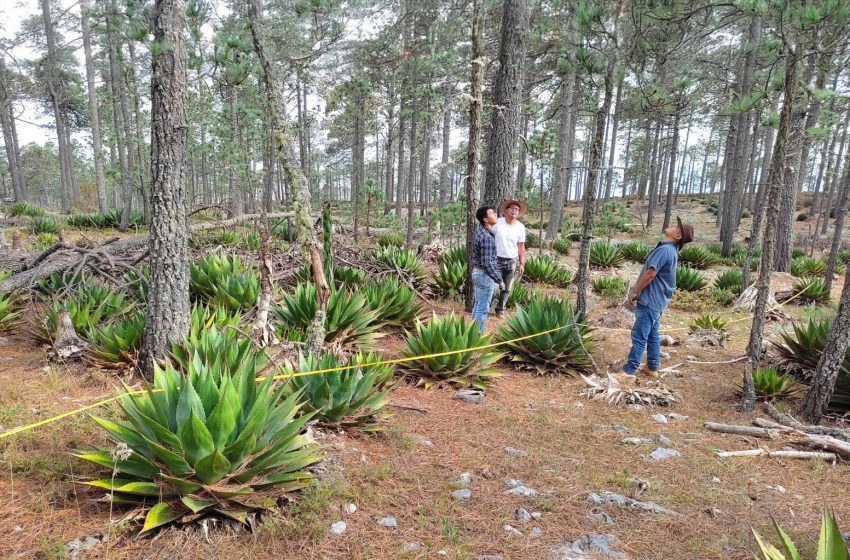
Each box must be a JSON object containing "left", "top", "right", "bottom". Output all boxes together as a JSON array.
[
  {"left": 483, "top": 236, "right": 503, "bottom": 286},
  {"left": 629, "top": 268, "right": 657, "bottom": 303},
  {"left": 517, "top": 242, "right": 526, "bottom": 272}
]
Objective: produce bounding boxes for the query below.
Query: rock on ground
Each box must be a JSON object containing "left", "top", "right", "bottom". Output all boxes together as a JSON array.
[
  {"left": 551, "top": 533, "right": 628, "bottom": 559},
  {"left": 452, "top": 489, "right": 472, "bottom": 500},
  {"left": 587, "top": 491, "right": 679, "bottom": 516},
  {"left": 454, "top": 389, "right": 485, "bottom": 404},
  {"left": 648, "top": 447, "right": 681, "bottom": 461},
  {"left": 377, "top": 516, "right": 397, "bottom": 528},
  {"left": 505, "top": 446, "right": 529, "bottom": 457},
  {"left": 329, "top": 521, "right": 347, "bottom": 535}
]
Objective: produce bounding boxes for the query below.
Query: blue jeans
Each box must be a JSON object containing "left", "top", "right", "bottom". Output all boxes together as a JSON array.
[
  {"left": 624, "top": 303, "right": 662, "bottom": 374},
  {"left": 471, "top": 268, "right": 497, "bottom": 334}
]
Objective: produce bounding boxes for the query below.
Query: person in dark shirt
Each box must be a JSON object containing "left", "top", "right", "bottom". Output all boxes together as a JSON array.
[
  {"left": 471, "top": 206, "right": 505, "bottom": 334},
  {"left": 623, "top": 216, "right": 694, "bottom": 379}
]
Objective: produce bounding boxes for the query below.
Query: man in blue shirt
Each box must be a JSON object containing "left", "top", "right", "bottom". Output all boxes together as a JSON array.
[
  {"left": 623, "top": 217, "right": 694, "bottom": 378},
  {"left": 471, "top": 206, "right": 505, "bottom": 334}
]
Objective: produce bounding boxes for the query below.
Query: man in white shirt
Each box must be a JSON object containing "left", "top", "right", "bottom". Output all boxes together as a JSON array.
[{"left": 492, "top": 199, "right": 527, "bottom": 317}]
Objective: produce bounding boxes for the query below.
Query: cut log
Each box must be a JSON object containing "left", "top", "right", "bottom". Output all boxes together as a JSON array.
[
  {"left": 801, "top": 434, "right": 850, "bottom": 459},
  {"left": 716, "top": 449, "right": 837, "bottom": 461},
  {"left": 0, "top": 211, "right": 293, "bottom": 296},
  {"left": 704, "top": 422, "right": 780, "bottom": 439},
  {"left": 764, "top": 403, "right": 850, "bottom": 442}
]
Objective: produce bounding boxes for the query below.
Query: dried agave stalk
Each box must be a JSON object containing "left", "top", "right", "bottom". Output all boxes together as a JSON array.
[
  {"left": 580, "top": 373, "right": 679, "bottom": 407},
  {"left": 733, "top": 285, "right": 788, "bottom": 320}
]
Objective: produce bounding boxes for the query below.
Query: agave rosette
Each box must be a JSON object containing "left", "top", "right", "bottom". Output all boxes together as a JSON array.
[
  {"left": 433, "top": 261, "right": 467, "bottom": 298},
  {"left": 362, "top": 277, "right": 423, "bottom": 328},
  {"left": 88, "top": 312, "right": 146, "bottom": 367},
  {"left": 77, "top": 342, "right": 321, "bottom": 532}
]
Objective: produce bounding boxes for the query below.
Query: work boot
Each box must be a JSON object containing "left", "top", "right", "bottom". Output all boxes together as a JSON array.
[{"left": 640, "top": 365, "right": 658, "bottom": 379}]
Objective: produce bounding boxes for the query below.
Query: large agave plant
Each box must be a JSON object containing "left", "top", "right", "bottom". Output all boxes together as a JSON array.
[
  {"left": 713, "top": 269, "right": 751, "bottom": 295},
  {"left": 210, "top": 274, "right": 260, "bottom": 311},
  {"left": 553, "top": 237, "right": 571, "bottom": 255},
  {"left": 589, "top": 241, "right": 624, "bottom": 268},
  {"left": 591, "top": 276, "right": 626, "bottom": 297},
  {"left": 523, "top": 254, "right": 572, "bottom": 286},
  {"left": 734, "top": 366, "right": 798, "bottom": 400},
  {"left": 398, "top": 314, "right": 502, "bottom": 389},
  {"left": 272, "top": 283, "right": 383, "bottom": 347},
  {"left": 283, "top": 352, "right": 393, "bottom": 428},
  {"left": 190, "top": 254, "right": 248, "bottom": 302},
  {"left": 620, "top": 241, "right": 650, "bottom": 263},
  {"left": 790, "top": 256, "right": 827, "bottom": 278},
  {"left": 689, "top": 313, "right": 727, "bottom": 331},
  {"left": 77, "top": 341, "right": 320, "bottom": 532},
  {"left": 372, "top": 246, "right": 426, "bottom": 287},
  {"left": 377, "top": 231, "right": 405, "bottom": 248},
  {"left": 676, "top": 266, "right": 707, "bottom": 292},
  {"left": 773, "top": 318, "right": 850, "bottom": 411},
  {"left": 442, "top": 246, "right": 468, "bottom": 267},
  {"left": 433, "top": 261, "right": 467, "bottom": 298},
  {"left": 507, "top": 280, "right": 540, "bottom": 309},
  {"left": 679, "top": 246, "right": 719, "bottom": 270},
  {"left": 35, "top": 270, "right": 89, "bottom": 300},
  {"left": 88, "top": 312, "right": 146, "bottom": 367},
  {"left": 792, "top": 277, "right": 829, "bottom": 304},
  {"left": 0, "top": 292, "right": 22, "bottom": 333},
  {"left": 333, "top": 266, "right": 368, "bottom": 289},
  {"left": 29, "top": 216, "right": 61, "bottom": 235},
  {"left": 362, "top": 277, "right": 423, "bottom": 328},
  {"left": 497, "top": 296, "right": 594, "bottom": 376},
  {"left": 171, "top": 324, "right": 250, "bottom": 375},
  {"left": 35, "top": 286, "right": 130, "bottom": 343},
  {"left": 752, "top": 508, "right": 849, "bottom": 560},
  {"left": 6, "top": 201, "right": 45, "bottom": 217}
]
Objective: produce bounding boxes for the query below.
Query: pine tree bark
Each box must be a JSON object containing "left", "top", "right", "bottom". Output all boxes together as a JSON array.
[
  {"left": 384, "top": 82, "right": 396, "bottom": 205},
  {"left": 438, "top": 80, "right": 452, "bottom": 208},
  {"left": 546, "top": 71, "right": 578, "bottom": 240},
  {"left": 823, "top": 150, "right": 850, "bottom": 294},
  {"left": 819, "top": 104, "right": 850, "bottom": 235},
  {"left": 481, "top": 0, "right": 528, "bottom": 207},
  {"left": 662, "top": 112, "right": 681, "bottom": 231},
  {"left": 602, "top": 73, "right": 624, "bottom": 205},
  {"left": 352, "top": 93, "right": 366, "bottom": 240},
  {"left": 798, "top": 263, "right": 850, "bottom": 424},
  {"left": 81, "top": 0, "right": 107, "bottom": 212},
  {"left": 405, "top": 89, "right": 419, "bottom": 246},
  {"left": 249, "top": 0, "right": 328, "bottom": 354},
  {"left": 226, "top": 86, "right": 243, "bottom": 217},
  {"left": 575, "top": 65, "right": 614, "bottom": 320},
  {"left": 138, "top": 0, "right": 190, "bottom": 378},
  {"left": 127, "top": 42, "right": 150, "bottom": 221},
  {"left": 744, "top": 49, "right": 799, "bottom": 412},
  {"left": 0, "top": 58, "right": 26, "bottom": 202},
  {"left": 646, "top": 121, "right": 661, "bottom": 228},
  {"left": 465, "top": 0, "right": 484, "bottom": 313}
]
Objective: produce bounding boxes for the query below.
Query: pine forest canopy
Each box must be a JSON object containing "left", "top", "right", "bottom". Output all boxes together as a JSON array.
[{"left": 0, "top": 0, "right": 848, "bottom": 249}]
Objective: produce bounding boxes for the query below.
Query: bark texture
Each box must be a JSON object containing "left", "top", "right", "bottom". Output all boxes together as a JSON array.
[
  {"left": 546, "top": 72, "right": 578, "bottom": 240},
  {"left": 139, "top": 0, "right": 191, "bottom": 378},
  {"left": 464, "top": 0, "right": 484, "bottom": 313}
]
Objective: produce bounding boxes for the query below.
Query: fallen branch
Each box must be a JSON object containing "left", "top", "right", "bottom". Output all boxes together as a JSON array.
[
  {"left": 388, "top": 402, "right": 430, "bottom": 414},
  {"left": 715, "top": 449, "right": 836, "bottom": 461},
  {"left": 685, "top": 356, "right": 748, "bottom": 365},
  {"left": 704, "top": 422, "right": 779, "bottom": 439},
  {"left": 800, "top": 434, "right": 850, "bottom": 459},
  {"left": 764, "top": 403, "right": 850, "bottom": 442}
]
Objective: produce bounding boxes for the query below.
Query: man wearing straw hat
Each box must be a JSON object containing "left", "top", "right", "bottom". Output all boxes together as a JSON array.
[
  {"left": 493, "top": 199, "right": 528, "bottom": 317},
  {"left": 622, "top": 216, "right": 694, "bottom": 379}
]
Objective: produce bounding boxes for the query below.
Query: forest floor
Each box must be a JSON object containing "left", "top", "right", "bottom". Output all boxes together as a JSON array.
[{"left": 1, "top": 200, "right": 848, "bottom": 559}]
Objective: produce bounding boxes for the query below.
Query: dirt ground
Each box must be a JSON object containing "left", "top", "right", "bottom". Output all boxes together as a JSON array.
[{"left": 1, "top": 200, "right": 848, "bottom": 559}]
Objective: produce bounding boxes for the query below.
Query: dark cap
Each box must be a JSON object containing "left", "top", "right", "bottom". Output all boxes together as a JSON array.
[{"left": 676, "top": 216, "right": 694, "bottom": 246}]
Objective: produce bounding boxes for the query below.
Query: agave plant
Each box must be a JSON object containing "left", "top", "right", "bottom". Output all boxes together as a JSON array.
[
  {"left": 442, "top": 246, "right": 468, "bottom": 267},
  {"left": 790, "top": 256, "right": 827, "bottom": 278},
  {"left": 591, "top": 276, "right": 626, "bottom": 298},
  {"left": 123, "top": 266, "right": 150, "bottom": 303},
  {"left": 433, "top": 261, "right": 467, "bottom": 298},
  {"left": 773, "top": 318, "right": 850, "bottom": 411},
  {"left": 210, "top": 274, "right": 260, "bottom": 311},
  {"left": 689, "top": 313, "right": 727, "bottom": 332},
  {"left": 189, "top": 304, "right": 242, "bottom": 336},
  {"left": 620, "top": 241, "right": 650, "bottom": 263},
  {"left": 242, "top": 231, "right": 262, "bottom": 250},
  {"left": 171, "top": 324, "right": 250, "bottom": 375},
  {"left": 333, "top": 265, "right": 368, "bottom": 289},
  {"left": 398, "top": 314, "right": 502, "bottom": 389},
  {"left": 34, "top": 232, "right": 59, "bottom": 249},
  {"left": 713, "top": 269, "right": 752, "bottom": 295},
  {"left": 679, "top": 246, "right": 720, "bottom": 270},
  {"left": 838, "top": 250, "right": 850, "bottom": 266},
  {"left": 30, "top": 216, "right": 62, "bottom": 235},
  {"left": 35, "top": 270, "right": 89, "bottom": 300},
  {"left": 734, "top": 253, "right": 759, "bottom": 271},
  {"left": 553, "top": 237, "right": 571, "bottom": 255},
  {"left": 77, "top": 340, "right": 320, "bottom": 532},
  {"left": 272, "top": 283, "right": 383, "bottom": 347},
  {"left": 373, "top": 246, "right": 426, "bottom": 287},
  {"left": 361, "top": 277, "right": 423, "bottom": 328},
  {"left": 6, "top": 201, "right": 45, "bottom": 218},
  {"left": 215, "top": 230, "right": 240, "bottom": 246},
  {"left": 589, "top": 241, "right": 624, "bottom": 268},
  {"left": 792, "top": 277, "right": 829, "bottom": 304},
  {"left": 270, "top": 218, "right": 295, "bottom": 241},
  {"left": 506, "top": 280, "right": 539, "bottom": 309},
  {"left": 791, "top": 248, "right": 806, "bottom": 259},
  {"left": 35, "top": 286, "right": 131, "bottom": 343},
  {"left": 377, "top": 231, "right": 405, "bottom": 248},
  {"left": 735, "top": 367, "right": 798, "bottom": 400},
  {"left": 752, "top": 508, "right": 849, "bottom": 560},
  {"left": 676, "top": 266, "right": 707, "bottom": 292},
  {"left": 0, "top": 292, "right": 23, "bottom": 333},
  {"left": 190, "top": 254, "right": 256, "bottom": 307},
  {"left": 497, "top": 296, "right": 594, "bottom": 376},
  {"left": 283, "top": 352, "right": 393, "bottom": 428},
  {"left": 88, "top": 312, "right": 146, "bottom": 366},
  {"left": 525, "top": 231, "right": 542, "bottom": 249},
  {"left": 523, "top": 254, "right": 572, "bottom": 286}
]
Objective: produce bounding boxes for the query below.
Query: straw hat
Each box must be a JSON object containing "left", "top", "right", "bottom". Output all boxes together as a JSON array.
[{"left": 499, "top": 199, "right": 527, "bottom": 217}]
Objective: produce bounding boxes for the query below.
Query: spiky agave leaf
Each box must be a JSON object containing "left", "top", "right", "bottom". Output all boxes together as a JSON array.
[
  {"left": 171, "top": 324, "right": 251, "bottom": 373},
  {"left": 398, "top": 313, "right": 502, "bottom": 389},
  {"left": 676, "top": 266, "right": 707, "bottom": 292},
  {"left": 734, "top": 366, "right": 798, "bottom": 400},
  {"left": 29, "top": 216, "right": 61, "bottom": 235},
  {"left": 442, "top": 246, "right": 468, "bottom": 267},
  {"left": 77, "top": 338, "right": 321, "bottom": 533},
  {"left": 362, "top": 277, "right": 423, "bottom": 328},
  {"left": 34, "top": 286, "right": 131, "bottom": 343},
  {"left": 620, "top": 241, "right": 650, "bottom": 263},
  {"left": 498, "top": 296, "right": 594, "bottom": 376},
  {"left": 790, "top": 256, "right": 828, "bottom": 278},
  {"left": 791, "top": 277, "right": 829, "bottom": 304},
  {"left": 432, "top": 261, "right": 467, "bottom": 299},
  {"left": 6, "top": 201, "right": 45, "bottom": 218},
  {"left": 679, "top": 246, "right": 720, "bottom": 270},
  {"left": 0, "top": 292, "right": 23, "bottom": 333},
  {"left": 272, "top": 283, "right": 383, "bottom": 348},
  {"left": 553, "top": 237, "right": 571, "bottom": 255},
  {"left": 689, "top": 313, "right": 727, "bottom": 331},
  {"left": 210, "top": 273, "right": 260, "bottom": 311},
  {"left": 523, "top": 254, "right": 572, "bottom": 286},
  {"left": 377, "top": 232, "right": 404, "bottom": 248},
  {"left": 189, "top": 254, "right": 248, "bottom": 302},
  {"left": 752, "top": 508, "right": 849, "bottom": 560},
  {"left": 283, "top": 352, "right": 394, "bottom": 428},
  {"left": 589, "top": 241, "right": 624, "bottom": 268},
  {"left": 507, "top": 280, "right": 540, "bottom": 309},
  {"left": 591, "top": 276, "right": 626, "bottom": 297},
  {"left": 713, "top": 269, "right": 751, "bottom": 295},
  {"left": 372, "top": 246, "right": 426, "bottom": 287},
  {"left": 88, "top": 312, "right": 146, "bottom": 367},
  {"left": 34, "top": 270, "right": 90, "bottom": 300}
]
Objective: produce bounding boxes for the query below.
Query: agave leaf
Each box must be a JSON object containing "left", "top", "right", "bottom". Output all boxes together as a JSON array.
[
  {"left": 176, "top": 377, "right": 206, "bottom": 431},
  {"left": 773, "top": 520, "right": 802, "bottom": 560},
  {"left": 817, "top": 509, "right": 850, "bottom": 560},
  {"left": 178, "top": 411, "right": 215, "bottom": 467},
  {"left": 142, "top": 502, "right": 183, "bottom": 533},
  {"left": 87, "top": 479, "right": 168, "bottom": 496},
  {"left": 158, "top": 474, "right": 203, "bottom": 494},
  {"left": 213, "top": 507, "right": 249, "bottom": 523},
  {"left": 180, "top": 496, "right": 217, "bottom": 513},
  {"left": 194, "top": 450, "right": 231, "bottom": 485},
  {"left": 75, "top": 450, "right": 158, "bottom": 479}
]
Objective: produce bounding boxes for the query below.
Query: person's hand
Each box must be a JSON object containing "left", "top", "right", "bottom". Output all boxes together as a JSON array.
[
  {"left": 518, "top": 262, "right": 525, "bottom": 274},
  {"left": 628, "top": 291, "right": 638, "bottom": 304},
  {"left": 499, "top": 281, "right": 506, "bottom": 292}
]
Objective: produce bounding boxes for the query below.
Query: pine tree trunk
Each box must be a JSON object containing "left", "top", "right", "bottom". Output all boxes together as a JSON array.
[
  {"left": 106, "top": 6, "right": 133, "bottom": 224},
  {"left": 823, "top": 150, "right": 850, "bottom": 295},
  {"left": 465, "top": 0, "right": 484, "bottom": 313},
  {"left": 227, "top": 85, "right": 243, "bottom": 217},
  {"left": 646, "top": 121, "right": 661, "bottom": 229},
  {"left": 798, "top": 263, "right": 850, "bottom": 424},
  {"left": 602, "top": 73, "right": 624, "bottom": 205},
  {"left": 405, "top": 88, "right": 419, "bottom": 246},
  {"left": 819, "top": 105, "right": 850, "bottom": 235},
  {"left": 575, "top": 65, "right": 614, "bottom": 320},
  {"left": 0, "top": 59, "right": 26, "bottom": 202},
  {"left": 139, "top": 0, "right": 190, "bottom": 378},
  {"left": 515, "top": 109, "right": 528, "bottom": 194},
  {"left": 352, "top": 94, "right": 366, "bottom": 241},
  {"left": 774, "top": 105, "right": 807, "bottom": 271},
  {"left": 127, "top": 42, "right": 150, "bottom": 221},
  {"left": 439, "top": 80, "right": 452, "bottom": 208},
  {"left": 385, "top": 83, "right": 396, "bottom": 205},
  {"left": 546, "top": 72, "right": 577, "bottom": 240},
  {"left": 481, "top": 0, "right": 528, "bottom": 207},
  {"left": 249, "top": 0, "right": 328, "bottom": 355},
  {"left": 395, "top": 92, "right": 408, "bottom": 218},
  {"left": 419, "top": 110, "right": 432, "bottom": 216},
  {"left": 744, "top": 50, "right": 799, "bottom": 412},
  {"left": 662, "top": 112, "right": 680, "bottom": 231}
]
